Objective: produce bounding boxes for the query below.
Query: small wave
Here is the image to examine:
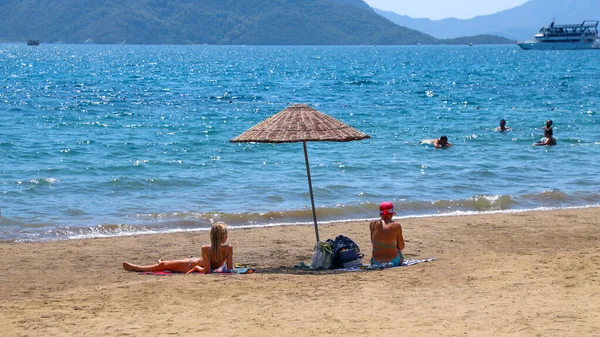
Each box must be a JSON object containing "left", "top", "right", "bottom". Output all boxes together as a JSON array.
[
  {"left": 0, "top": 216, "right": 31, "bottom": 227},
  {"left": 395, "top": 204, "right": 600, "bottom": 220},
  {"left": 522, "top": 189, "right": 568, "bottom": 202},
  {"left": 62, "top": 208, "right": 86, "bottom": 216},
  {"left": 16, "top": 177, "right": 59, "bottom": 188},
  {"left": 432, "top": 194, "right": 515, "bottom": 211},
  {"left": 346, "top": 79, "right": 380, "bottom": 86},
  {"left": 51, "top": 223, "right": 158, "bottom": 240},
  {"left": 35, "top": 178, "right": 58, "bottom": 185},
  {"left": 559, "top": 138, "right": 597, "bottom": 146}
]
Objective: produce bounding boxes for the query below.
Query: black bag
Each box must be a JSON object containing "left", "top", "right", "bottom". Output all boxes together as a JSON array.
[{"left": 326, "top": 235, "right": 362, "bottom": 268}]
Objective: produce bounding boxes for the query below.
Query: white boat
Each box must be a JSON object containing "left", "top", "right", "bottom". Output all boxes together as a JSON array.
[{"left": 517, "top": 20, "right": 600, "bottom": 50}]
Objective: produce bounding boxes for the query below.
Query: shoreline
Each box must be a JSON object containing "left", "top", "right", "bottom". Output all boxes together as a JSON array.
[
  {"left": 6, "top": 203, "right": 600, "bottom": 243},
  {"left": 1, "top": 207, "right": 599, "bottom": 336}
]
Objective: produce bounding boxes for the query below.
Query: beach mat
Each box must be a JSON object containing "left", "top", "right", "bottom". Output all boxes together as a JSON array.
[
  {"left": 294, "top": 258, "right": 436, "bottom": 272},
  {"left": 365, "top": 258, "right": 436, "bottom": 269}
]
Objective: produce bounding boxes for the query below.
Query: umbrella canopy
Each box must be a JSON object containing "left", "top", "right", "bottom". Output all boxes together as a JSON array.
[
  {"left": 230, "top": 104, "right": 370, "bottom": 242},
  {"left": 230, "top": 104, "right": 369, "bottom": 143}
]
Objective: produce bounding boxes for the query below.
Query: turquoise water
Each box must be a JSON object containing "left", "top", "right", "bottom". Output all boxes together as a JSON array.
[{"left": 1, "top": 44, "right": 599, "bottom": 241}]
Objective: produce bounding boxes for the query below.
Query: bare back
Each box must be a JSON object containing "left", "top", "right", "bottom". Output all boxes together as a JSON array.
[
  {"left": 201, "top": 244, "right": 233, "bottom": 272},
  {"left": 370, "top": 220, "right": 405, "bottom": 261}
]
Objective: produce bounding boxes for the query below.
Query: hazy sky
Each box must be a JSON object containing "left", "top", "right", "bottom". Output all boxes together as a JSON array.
[{"left": 363, "top": 0, "right": 530, "bottom": 20}]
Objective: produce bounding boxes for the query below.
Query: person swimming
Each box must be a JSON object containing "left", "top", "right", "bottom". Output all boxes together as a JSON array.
[
  {"left": 495, "top": 119, "right": 512, "bottom": 132},
  {"left": 533, "top": 127, "right": 556, "bottom": 146},
  {"left": 420, "top": 135, "right": 453, "bottom": 148}
]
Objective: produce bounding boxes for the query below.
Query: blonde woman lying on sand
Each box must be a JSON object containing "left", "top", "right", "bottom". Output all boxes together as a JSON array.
[
  {"left": 369, "top": 202, "right": 405, "bottom": 267},
  {"left": 122, "top": 223, "right": 233, "bottom": 274}
]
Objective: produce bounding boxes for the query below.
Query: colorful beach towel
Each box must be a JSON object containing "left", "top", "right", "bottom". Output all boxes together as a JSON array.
[{"left": 142, "top": 267, "right": 255, "bottom": 276}]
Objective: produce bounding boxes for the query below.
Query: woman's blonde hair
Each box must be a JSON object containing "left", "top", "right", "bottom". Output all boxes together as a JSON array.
[{"left": 210, "top": 223, "right": 228, "bottom": 264}]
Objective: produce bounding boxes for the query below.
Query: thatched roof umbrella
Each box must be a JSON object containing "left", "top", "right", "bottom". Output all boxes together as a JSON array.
[{"left": 230, "top": 104, "right": 370, "bottom": 242}]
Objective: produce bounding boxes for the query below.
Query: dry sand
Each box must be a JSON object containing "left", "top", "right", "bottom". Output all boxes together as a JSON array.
[{"left": 1, "top": 207, "right": 599, "bottom": 336}]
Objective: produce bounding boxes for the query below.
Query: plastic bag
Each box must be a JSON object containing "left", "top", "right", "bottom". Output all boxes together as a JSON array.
[{"left": 311, "top": 242, "right": 333, "bottom": 269}]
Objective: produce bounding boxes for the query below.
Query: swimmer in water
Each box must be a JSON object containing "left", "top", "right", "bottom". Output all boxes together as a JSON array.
[
  {"left": 494, "top": 119, "right": 511, "bottom": 132},
  {"left": 533, "top": 127, "right": 556, "bottom": 146},
  {"left": 420, "top": 135, "right": 453, "bottom": 148}
]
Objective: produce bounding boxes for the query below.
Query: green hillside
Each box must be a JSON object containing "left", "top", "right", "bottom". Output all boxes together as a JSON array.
[{"left": 0, "top": 0, "right": 438, "bottom": 45}]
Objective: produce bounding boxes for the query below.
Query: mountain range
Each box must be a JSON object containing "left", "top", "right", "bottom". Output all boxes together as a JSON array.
[
  {"left": 375, "top": 0, "right": 600, "bottom": 40},
  {"left": 0, "top": 0, "right": 511, "bottom": 45}
]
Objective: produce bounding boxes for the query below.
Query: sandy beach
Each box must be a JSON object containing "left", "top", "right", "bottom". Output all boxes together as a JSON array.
[{"left": 1, "top": 207, "right": 599, "bottom": 336}]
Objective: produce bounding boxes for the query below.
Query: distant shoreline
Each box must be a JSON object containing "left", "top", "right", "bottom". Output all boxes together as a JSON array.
[{"left": 6, "top": 41, "right": 517, "bottom": 46}]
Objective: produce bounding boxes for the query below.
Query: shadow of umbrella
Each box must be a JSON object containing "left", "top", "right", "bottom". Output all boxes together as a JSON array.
[{"left": 230, "top": 104, "right": 370, "bottom": 243}]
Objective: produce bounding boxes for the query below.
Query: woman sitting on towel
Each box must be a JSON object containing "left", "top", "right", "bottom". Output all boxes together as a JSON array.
[
  {"left": 369, "top": 202, "right": 405, "bottom": 267},
  {"left": 122, "top": 223, "right": 233, "bottom": 274}
]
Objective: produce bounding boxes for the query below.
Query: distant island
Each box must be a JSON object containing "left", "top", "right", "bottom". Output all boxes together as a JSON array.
[
  {"left": 440, "top": 35, "right": 514, "bottom": 45},
  {"left": 374, "top": 0, "right": 600, "bottom": 41},
  {"left": 0, "top": 0, "right": 513, "bottom": 45}
]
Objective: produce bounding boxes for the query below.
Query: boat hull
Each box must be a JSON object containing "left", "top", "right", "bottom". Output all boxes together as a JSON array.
[{"left": 517, "top": 41, "right": 599, "bottom": 50}]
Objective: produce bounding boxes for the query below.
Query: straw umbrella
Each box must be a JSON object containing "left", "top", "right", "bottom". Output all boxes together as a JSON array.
[{"left": 230, "top": 104, "right": 370, "bottom": 243}]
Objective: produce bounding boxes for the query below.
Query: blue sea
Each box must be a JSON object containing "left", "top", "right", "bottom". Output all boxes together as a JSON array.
[{"left": 1, "top": 44, "right": 599, "bottom": 242}]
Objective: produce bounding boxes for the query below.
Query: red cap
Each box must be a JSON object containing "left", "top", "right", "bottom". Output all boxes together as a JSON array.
[{"left": 379, "top": 202, "right": 395, "bottom": 217}]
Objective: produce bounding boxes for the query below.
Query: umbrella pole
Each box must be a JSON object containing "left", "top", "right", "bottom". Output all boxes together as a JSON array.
[{"left": 303, "top": 141, "right": 320, "bottom": 243}]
